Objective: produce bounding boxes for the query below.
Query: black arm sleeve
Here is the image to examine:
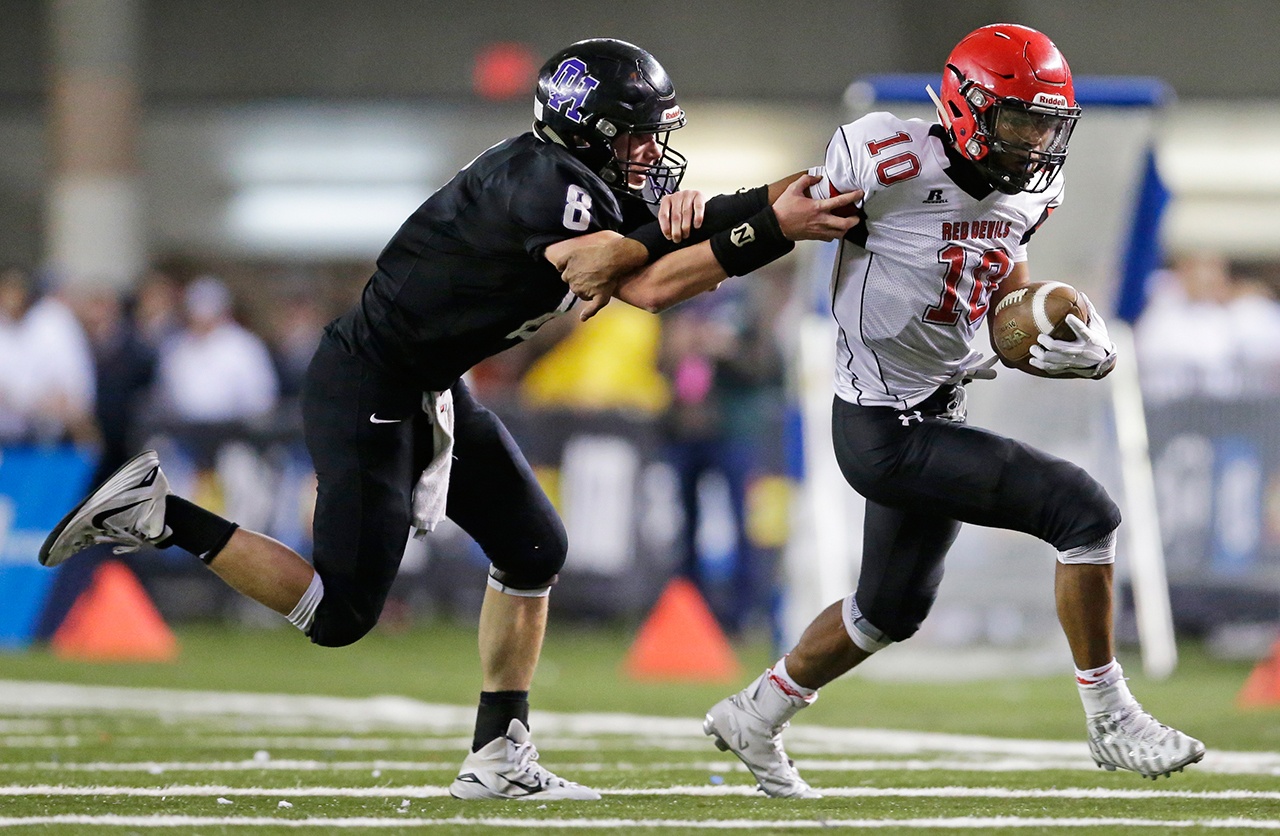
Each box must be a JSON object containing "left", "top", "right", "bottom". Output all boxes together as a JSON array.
[{"left": 624, "top": 184, "right": 769, "bottom": 262}]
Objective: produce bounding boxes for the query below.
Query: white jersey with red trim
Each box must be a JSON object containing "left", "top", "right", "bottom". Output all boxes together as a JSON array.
[{"left": 810, "top": 111, "right": 1063, "bottom": 409}]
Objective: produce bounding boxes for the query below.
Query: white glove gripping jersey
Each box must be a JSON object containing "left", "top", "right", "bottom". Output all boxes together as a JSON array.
[{"left": 811, "top": 112, "right": 1063, "bottom": 409}]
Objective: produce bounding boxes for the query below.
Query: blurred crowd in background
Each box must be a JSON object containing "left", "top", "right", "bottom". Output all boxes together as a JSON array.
[
  {"left": 0, "top": 255, "right": 806, "bottom": 636},
  {"left": 9, "top": 248, "right": 1280, "bottom": 453},
  {"left": 1135, "top": 254, "right": 1280, "bottom": 405},
  {"left": 7, "top": 246, "right": 1280, "bottom": 641}
]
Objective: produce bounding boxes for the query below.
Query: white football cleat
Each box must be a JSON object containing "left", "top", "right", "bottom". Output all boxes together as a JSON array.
[
  {"left": 703, "top": 671, "right": 821, "bottom": 798},
  {"left": 1087, "top": 703, "right": 1206, "bottom": 779},
  {"left": 39, "top": 449, "right": 171, "bottom": 567},
  {"left": 449, "top": 719, "right": 600, "bottom": 800}
]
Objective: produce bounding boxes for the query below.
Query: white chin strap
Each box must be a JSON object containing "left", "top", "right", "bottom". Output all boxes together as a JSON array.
[{"left": 926, "top": 84, "right": 953, "bottom": 131}]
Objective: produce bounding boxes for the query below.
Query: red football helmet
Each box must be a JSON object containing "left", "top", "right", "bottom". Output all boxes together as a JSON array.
[{"left": 937, "top": 24, "right": 1081, "bottom": 194}]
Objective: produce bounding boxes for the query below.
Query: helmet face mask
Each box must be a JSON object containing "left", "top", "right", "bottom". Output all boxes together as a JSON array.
[
  {"left": 534, "top": 39, "right": 687, "bottom": 203},
  {"left": 607, "top": 129, "right": 687, "bottom": 201},
  {"left": 957, "top": 75, "right": 1079, "bottom": 194},
  {"left": 939, "top": 24, "right": 1081, "bottom": 195}
]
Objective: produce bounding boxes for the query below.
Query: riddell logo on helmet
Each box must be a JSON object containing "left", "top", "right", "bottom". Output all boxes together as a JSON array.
[
  {"left": 1033, "top": 92, "right": 1070, "bottom": 107},
  {"left": 661, "top": 106, "right": 682, "bottom": 123}
]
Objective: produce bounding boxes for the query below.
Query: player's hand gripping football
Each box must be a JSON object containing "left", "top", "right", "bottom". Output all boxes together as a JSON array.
[
  {"left": 1028, "top": 292, "right": 1118, "bottom": 378},
  {"left": 772, "top": 174, "right": 864, "bottom": 242}
]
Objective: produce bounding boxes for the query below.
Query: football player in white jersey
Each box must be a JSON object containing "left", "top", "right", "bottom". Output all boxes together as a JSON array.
[
  {"left": 557, "top": 23, "right": 1205, "bottom": 798},
  {"left": 694, "top": 23, "right": 1205, "bottom": 797}
]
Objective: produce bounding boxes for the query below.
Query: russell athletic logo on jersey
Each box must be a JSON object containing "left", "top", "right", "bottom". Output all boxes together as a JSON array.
[
  {"left": 941, "top": 220, "right": 1013, "bottom": 240},
  {"left": 923, "top": 189, "right": 947, "bottom": 205},
  {"left": 544, "top": 58, "right": 599, "bottom": 124}
]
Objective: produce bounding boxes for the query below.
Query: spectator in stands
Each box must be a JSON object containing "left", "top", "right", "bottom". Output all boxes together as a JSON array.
[
  {"left": 0, "top": 266, "right": 96, "bottom": 444},
  {"left": 73, "top": 286, "right": 158, "bottom": 484},
  {"left": 154, "top": 275, "right": 279, "bottom": 423},
  {"left": 268, "top": 280, "right": 329, "bottom": 403},
  {"left": 133, "top": 268, "right": 183, "bottom": 351},
  {"left": 658, "top": 281, "right": 785, "bottom": 636},
  {"left": 1136, "top": 251, "right": 1280, "bottom": 404}
]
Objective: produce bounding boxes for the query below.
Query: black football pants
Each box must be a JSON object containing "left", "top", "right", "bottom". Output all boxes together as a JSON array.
[
  {"left": 830, "top": 387, "right": 1120, "bottom": 643},
  {"left": 300, "top": 334, "right": 566, "bottom": 647}
]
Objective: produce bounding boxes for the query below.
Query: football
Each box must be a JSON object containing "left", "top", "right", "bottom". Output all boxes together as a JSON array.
[{"left": 990, "top": 281, "right": 1088, "bottom": 374}]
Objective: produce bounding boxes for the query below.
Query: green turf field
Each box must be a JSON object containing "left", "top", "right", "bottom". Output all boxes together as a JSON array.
[{"left": 1, "top": 620, "right": 1278, "bottom": 833}]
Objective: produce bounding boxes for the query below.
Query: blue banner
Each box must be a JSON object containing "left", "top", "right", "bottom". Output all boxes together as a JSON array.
[
  {"left": 0, "top": 446, "right": 96, "bottom": 649},
  {"left": 1115, "top": 147, "right": 1172, "bottom": 324}
]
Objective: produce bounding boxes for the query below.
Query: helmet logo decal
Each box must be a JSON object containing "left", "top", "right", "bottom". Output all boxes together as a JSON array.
[{"left": 545, "top": 58, "right": 600, "bottom": 124}]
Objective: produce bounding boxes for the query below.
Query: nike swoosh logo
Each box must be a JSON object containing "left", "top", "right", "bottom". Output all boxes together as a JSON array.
[
  {"left": 503, "top": 777, "right": 545, "bottom": 794},
  {"left": 369, "top": 414, "right": 403, "bottom": 424},
  {"left": 454, "top": 771, "right": 542, "bottom": 796},
  {"left": 137, "top": 466, "right": 159, "bottom": 489},
  {"left": 91, "top": 499, "right": 149, "bottom": 530}
]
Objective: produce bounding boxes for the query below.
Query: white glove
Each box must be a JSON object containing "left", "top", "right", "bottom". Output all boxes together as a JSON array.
[{"left": 1028, "top": 292, "right": 1117, "bottom": 378}]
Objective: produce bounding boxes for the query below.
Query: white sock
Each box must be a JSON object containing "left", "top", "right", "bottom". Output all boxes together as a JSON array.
[
  {"left": 286, "top": 572, "right": 324, "bottom": 634},
  {"left": 1075, "top": 658, "right": 1122, "bottom": 687},
  {"left": 769, "top": 655, "right": 818, "bottom": 703},
  {"left": 1075, "top": 658, "right": 1133, "bottom": 715}
]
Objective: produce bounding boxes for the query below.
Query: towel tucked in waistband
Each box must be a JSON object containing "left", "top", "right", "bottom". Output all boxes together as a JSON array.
[{"left": 411, "top": 388, "right": 455, "bottom": 539}]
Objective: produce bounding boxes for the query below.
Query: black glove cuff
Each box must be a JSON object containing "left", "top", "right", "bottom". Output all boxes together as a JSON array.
[
  {"left": 624, "top": 185, "right": 769, "bottom": 262},
  {"left": 708, "top": 206, "right": 795, "bottom": 277}
]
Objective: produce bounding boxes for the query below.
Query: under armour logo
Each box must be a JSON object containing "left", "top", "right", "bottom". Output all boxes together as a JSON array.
[
  {"left": 730, "top": 222, "right": 756, "bottom": 247},
  {"left": 544, "top": 58, "right": 600, "bottom": 124},
  {"left": 898, "top": 410, "right": 923, "bottom": 426},
  {"left": 923, "top": 189, "right": 946, "bottom": 205}
]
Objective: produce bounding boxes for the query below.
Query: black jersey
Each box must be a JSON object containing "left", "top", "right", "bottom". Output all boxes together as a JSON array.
[{"left": 327, "top": 132, "right": 647, "bottom": 391}]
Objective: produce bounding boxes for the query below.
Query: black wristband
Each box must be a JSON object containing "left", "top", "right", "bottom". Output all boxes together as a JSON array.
[
  {"left": 624, "top": 184, "right": 770, "bottom": 262},
  {"left": 708, "top": 206, "right": 795, "bottom": 277}
]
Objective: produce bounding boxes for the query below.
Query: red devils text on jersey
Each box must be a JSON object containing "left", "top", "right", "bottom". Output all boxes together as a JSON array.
[{"left": 811, "top": 113, "right": 1063, "bottom": 409}]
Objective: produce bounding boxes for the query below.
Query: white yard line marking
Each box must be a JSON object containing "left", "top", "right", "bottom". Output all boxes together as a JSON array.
[
  {"left": 0, "top": 755, "right": 1271, "bottom": 777},
  {"left": 0, "top": 720, "right": 50, "bottom": 732},
  {"left": 1, "top": 814, "right": 1280, "bottom": 829},
  {"left": 3, "top": 679, "right": 1277, "bottom": 776},
  {"left": 3, "top": 784, "right": 1280, "bottom": 801},
  {"left": 0, "top": 734, "right": 714, "bottom": 752}
]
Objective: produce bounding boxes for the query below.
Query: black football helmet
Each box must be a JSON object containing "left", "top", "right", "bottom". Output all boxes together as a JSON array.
[{"left": 533, "top": 38, "right": 687, "bottom": 203}]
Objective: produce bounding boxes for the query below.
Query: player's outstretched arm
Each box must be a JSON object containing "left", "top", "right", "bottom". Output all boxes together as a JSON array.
[
  {"left": 548, "top": 186, "right": 709, "bottom": 321},
  {"left": 554, "top": 172, "right": 810, "bottom": 321},
  {"left": 551, "top": 174, "right": 860, "bottom": 320},
  {"left": 615, "top": 174, "right": 863, "bottom": 313}
]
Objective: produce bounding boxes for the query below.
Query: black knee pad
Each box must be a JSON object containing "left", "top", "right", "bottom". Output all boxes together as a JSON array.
[
  {"left": 870, "top": 596, "right": 931, "bottom": 642},
  {"left": 307, "top": 587, "right": 383, "bottom": 648},
  {"left": 487, "top": 521, "right": 568, "bottom": 591},
  {"left": 1042, "top": 459, "right": 1123, "bottom": 552},
  {"left": 860, "top": 591, "right": 936, "bottom": 643}
]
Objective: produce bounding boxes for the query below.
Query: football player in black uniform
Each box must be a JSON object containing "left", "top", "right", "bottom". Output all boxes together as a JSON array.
[{"left": 40, "top": 38, "right": 861, "bottom": 800}]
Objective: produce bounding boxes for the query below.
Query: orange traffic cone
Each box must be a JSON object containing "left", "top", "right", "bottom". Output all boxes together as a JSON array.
[
  {"left": 623, "top": 577, "right": 740, "bottom": 682},
  {"left": 1238, "top": 637, "right": 1280, "bottom": 707},
  {"left": 51, "top": 560, "right": 178, "bottom": 662}
]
